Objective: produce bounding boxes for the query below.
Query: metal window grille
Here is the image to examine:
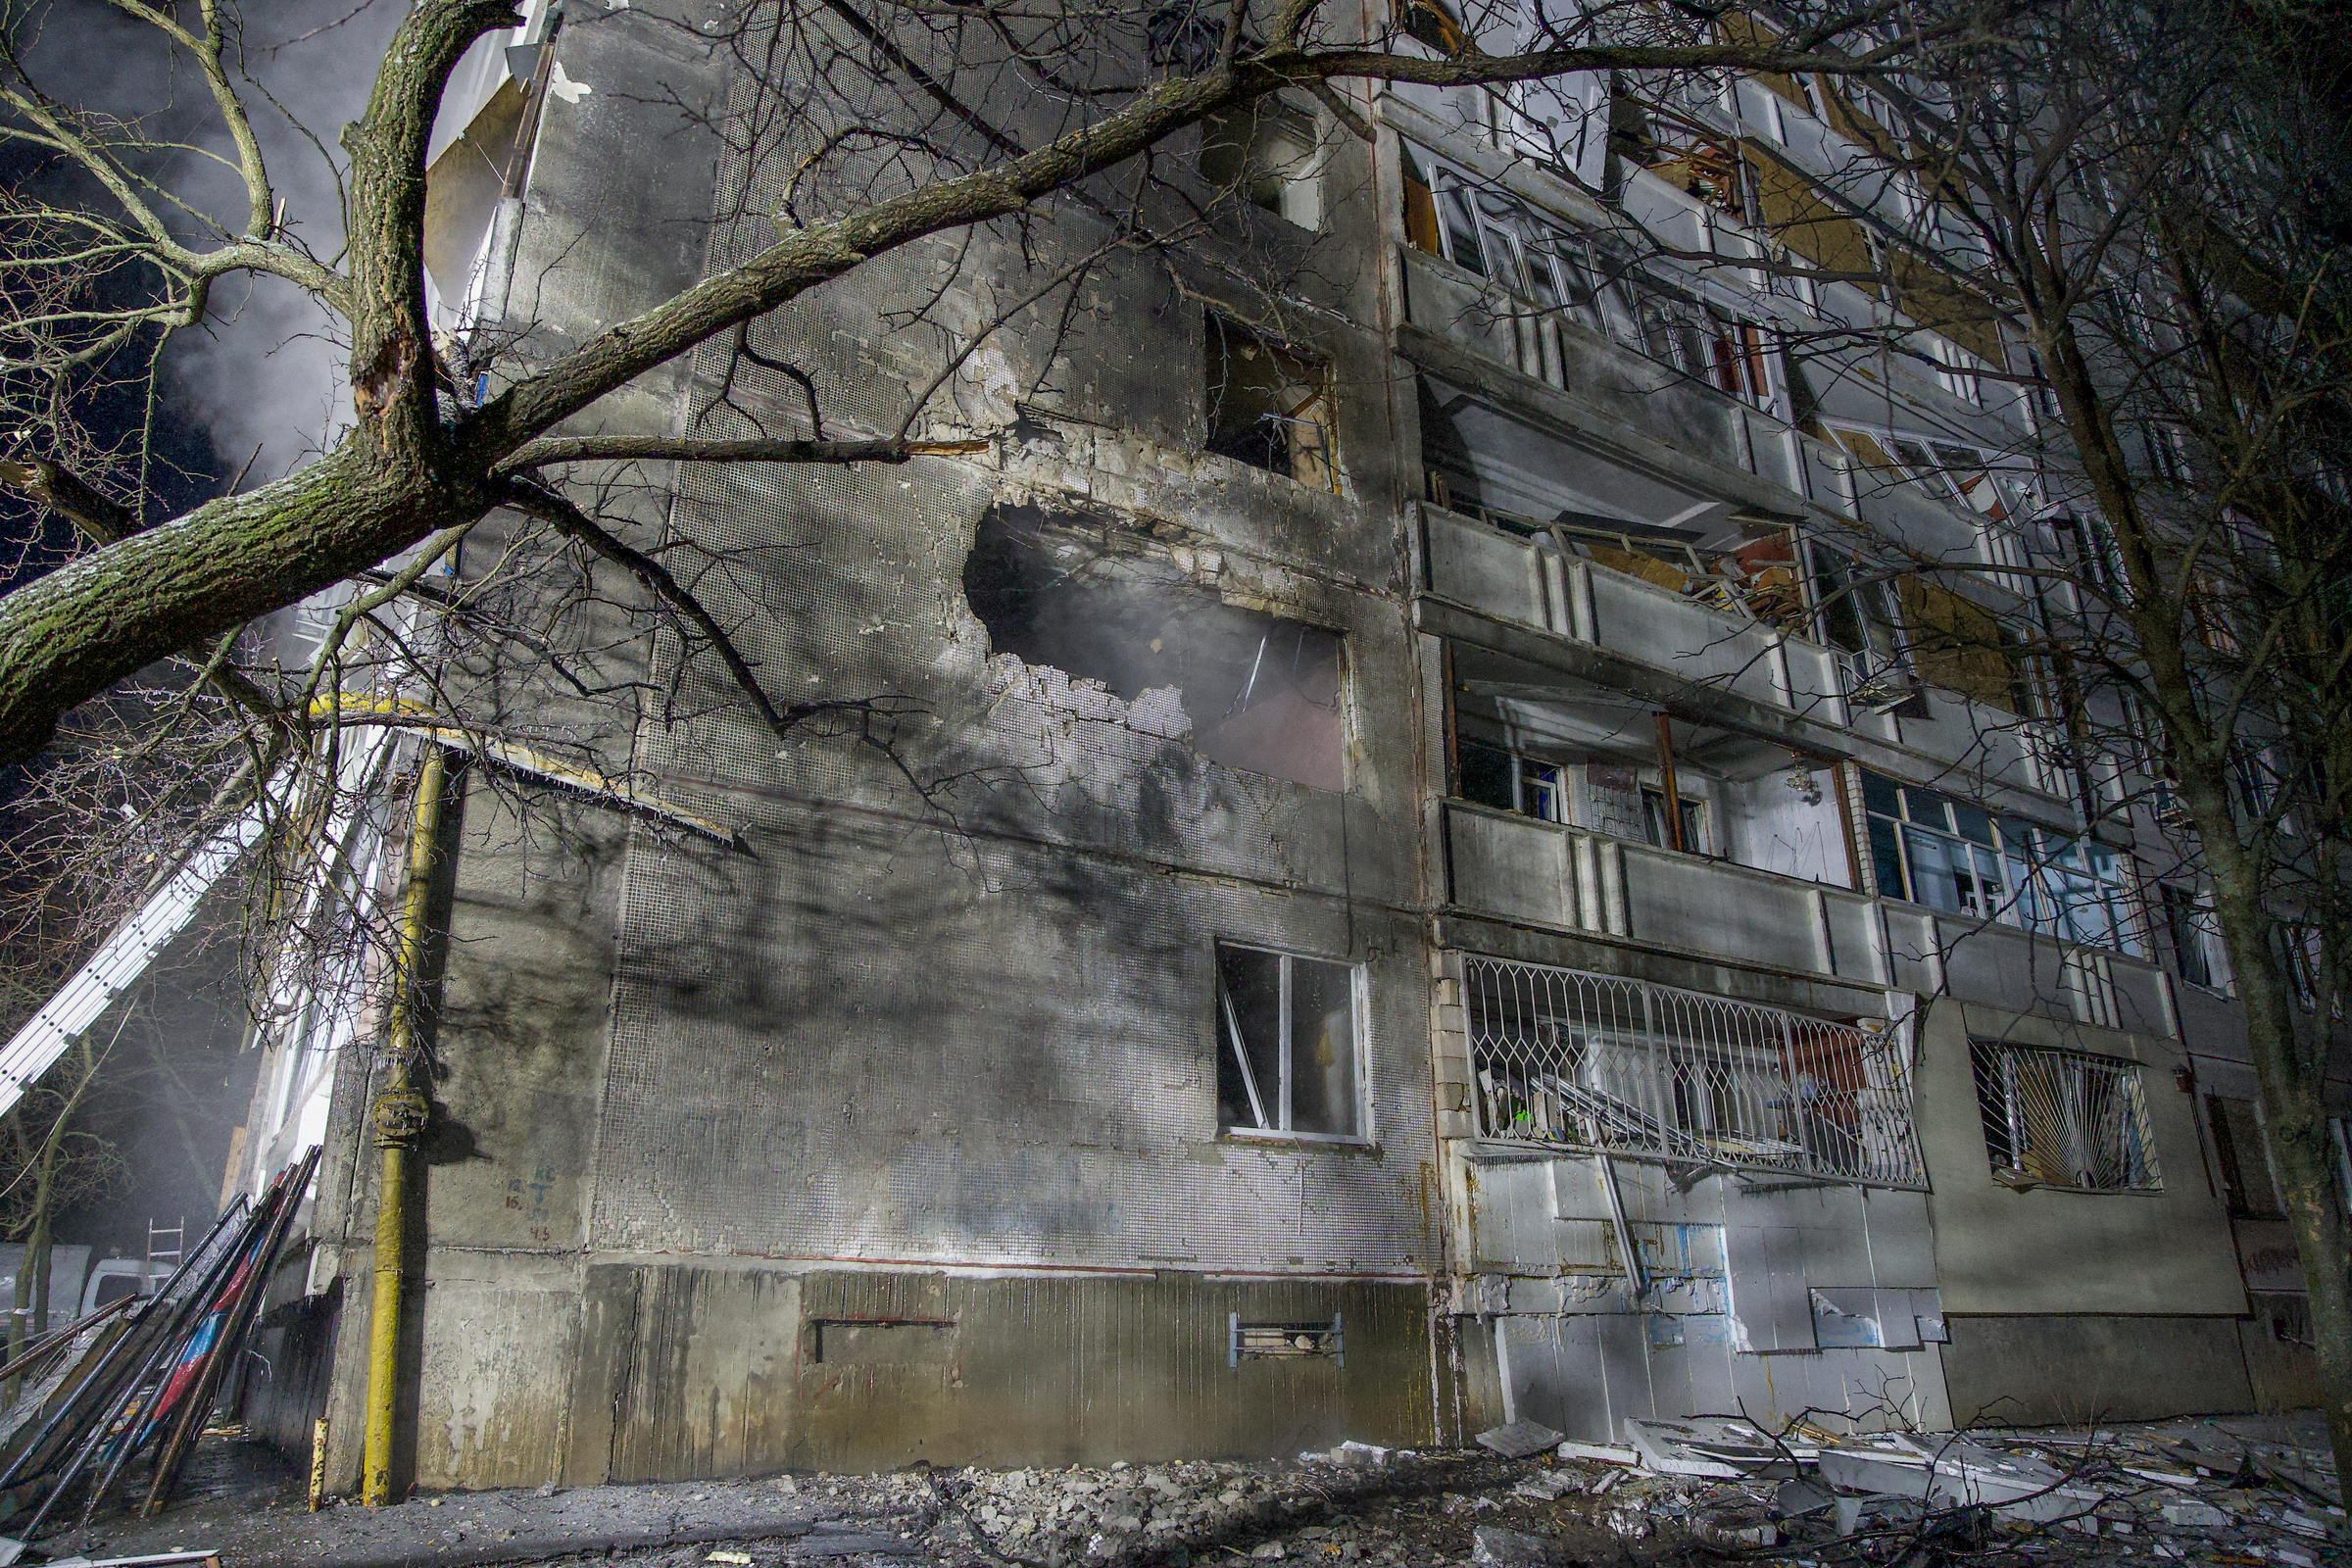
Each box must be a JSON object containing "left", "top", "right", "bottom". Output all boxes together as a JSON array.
[
  {"left": 1460, "top": 956, "right": 1926, "bottom": 1188},
  {"left": 1969, "top": 1040, "right": 2160, "bottom": 1192}
]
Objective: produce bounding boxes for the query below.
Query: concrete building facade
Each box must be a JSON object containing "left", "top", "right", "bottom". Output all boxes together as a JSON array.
[{"left": 227, "top": 0, "right": 2348, "bottom": 1493}]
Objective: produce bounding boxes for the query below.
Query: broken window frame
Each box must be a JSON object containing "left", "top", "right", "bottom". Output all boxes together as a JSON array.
[
  {"left": 1409, "top": 155, "right": 1631, "bottom": 342},
  {"left": 1639, "top": 786, "right": 1708, "bottom": 857},
  {"left": 1203, "top": 312, "right": 1342, "bottom": 492},
  {"left": 1801, "top": 538, "right": 1910, "bottom": 699},
  {"left": 1969, "top": 1039, "right": 2161, "bottom": 1193},
  {"left": 1862, "top": 769, "right": 2145, "bottom": 956},
  {"left": 1630, "top": 283, "right": 1777, "bottom": 413},
  {"left": 2160, "top": 883, "right": 2227, "bottom": 994},
  {"left": 1214, "top": 942, "right": 1369, "bottom": 1145}
]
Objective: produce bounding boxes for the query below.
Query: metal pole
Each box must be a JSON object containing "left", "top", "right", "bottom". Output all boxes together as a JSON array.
[{"left": 362, "top": 750, "right": 447, "bottom": 1506}]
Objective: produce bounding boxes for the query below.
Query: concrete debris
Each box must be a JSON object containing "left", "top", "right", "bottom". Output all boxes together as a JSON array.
[
  {"left": 1298, "top": 1442, "right": 1402, "bottom": 1468},
  {"left": 34, "top": 1412, "right": 2342, "bottom": 1568},
  {"left": 1506, "top": 1472, "right": 1579, "bottom": 1502},
  {"left": 1472, "top": 1422, "right": 1563, "bottom": 1461},
  {"left": 1623, "top": 1417, "right": 1796, "bottom": 1479},
  {"left": 1552, "top": 1441, "right": 1636, "bottom": 1467},
  {"left": 1773, "top": 1477, "right": 1836, "bottom": 1517},
  {"left": 1466, "top": 1526, "right": 1564, "bottom": 1568},
  {"left": 1599, "top": 1506, "right": 1651, "bottom": 1540},
  {"left": 1687, "top": 1506, "right": 1780, "bottom": 1548}
]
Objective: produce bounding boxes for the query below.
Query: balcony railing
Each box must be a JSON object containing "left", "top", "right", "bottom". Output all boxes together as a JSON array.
[{"left": 1460, "top": 955, "right": 1927, "bottom": 1188}]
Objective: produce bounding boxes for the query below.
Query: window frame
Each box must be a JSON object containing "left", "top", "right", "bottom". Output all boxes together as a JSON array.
[
  {"left": 2160, "top": 882, "right": 2227, "bottom": 994},
  {"left": 1457, "top": 739, "right": 1567, "bottom": 824},
  {"left": 1860, "top": 770, "right": 2145, "bottom": 956},
  {"left": 1213, "top": 941, "right": 1372, "bottom": 1146}
]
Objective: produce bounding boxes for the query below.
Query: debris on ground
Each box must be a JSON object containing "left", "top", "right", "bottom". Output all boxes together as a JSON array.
[{"left": 31, "top": 1411, "right": 2343, "bottom": 1568}]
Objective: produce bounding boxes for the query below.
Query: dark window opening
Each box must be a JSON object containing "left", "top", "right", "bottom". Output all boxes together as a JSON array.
[
  {"left": 965, "top": 503, "right": 1347, "bottom": 789},
  {"left": 2209, "top": 1096, "right": 2283, "bottom": 1218},
  {"left": 1400, "top": 0, "right": 1466, "bottom": 55},
  {"left": 1229, "top": 1314, "right": 1344, "bottom": 1364},
  {"left": 2163, "top": 884, "right": 2219, "bottom": 991},
  {"left": 1206, "top": 314, "right": 1339, "bottom": 490}
]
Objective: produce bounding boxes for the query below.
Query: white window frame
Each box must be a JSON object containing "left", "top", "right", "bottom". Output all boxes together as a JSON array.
[{"left": 1214, "top": 941, "right": 1372, "bottom": 1145}]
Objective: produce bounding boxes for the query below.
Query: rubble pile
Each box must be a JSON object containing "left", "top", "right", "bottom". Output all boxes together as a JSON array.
[{"left": 928, "top": 1416, "right": 2344, "bottom": 1568}]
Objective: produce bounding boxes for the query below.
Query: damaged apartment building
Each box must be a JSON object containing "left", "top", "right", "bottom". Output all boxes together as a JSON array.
[{"left": 205, "top": 0, "right": 2347, "bottom": 1495}]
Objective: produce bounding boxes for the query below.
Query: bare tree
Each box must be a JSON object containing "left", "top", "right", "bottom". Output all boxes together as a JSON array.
[{"left": 1729, "top": 0, "right": 2352, "bottom": 1488}]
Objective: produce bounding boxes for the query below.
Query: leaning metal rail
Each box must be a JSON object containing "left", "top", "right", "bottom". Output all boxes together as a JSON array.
[{"left": 1461, "top": 956, "right": 1928, "bottom": 1189}]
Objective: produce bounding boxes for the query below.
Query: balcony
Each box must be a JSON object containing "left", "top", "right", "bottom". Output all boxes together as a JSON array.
[
  {"left": 1419, "top": 502, "right": 2068, "bottom": 807},
  {"left": 1441, "top": 799, "right": 2173, "bottom": 1036},
  {"left": 1455, "top": 952, "right": 1928, "bottom": 1188}
]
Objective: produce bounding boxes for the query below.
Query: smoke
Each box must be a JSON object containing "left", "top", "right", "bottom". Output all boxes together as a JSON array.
[{"left": 24, "top": 0, "right": 413, "bottom": 488}]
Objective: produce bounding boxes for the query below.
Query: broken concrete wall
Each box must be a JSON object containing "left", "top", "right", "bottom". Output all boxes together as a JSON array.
[
  {"left": 1428, "top": 940, "right": 1948, "bottom": 1444},
  {"left": 1453, "top": 1152, "right": 1951, "bottom": 1442},
  {"left": 294, "top": 0, "right": 1443, "bottom": 1488}
]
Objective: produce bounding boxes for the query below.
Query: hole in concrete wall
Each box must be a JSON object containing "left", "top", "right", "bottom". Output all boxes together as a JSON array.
[{"left": 964, "top": 504, "right": 1347, "bottom": 789}]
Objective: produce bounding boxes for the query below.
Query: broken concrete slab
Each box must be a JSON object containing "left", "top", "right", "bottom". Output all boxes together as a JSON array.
[
  {"left": 1507, "top": 1472, "right": 1580, "bottom": 1502},
  {"left": 1623, "top": 1418, "right": 1792, "bottom": 1479},
  {"left": 1811, "top": 1434, "right": 2100, "bottom": 1525},
  {"left": 1473, "top": 1422, "right": 1564, "bottom": 1461}
]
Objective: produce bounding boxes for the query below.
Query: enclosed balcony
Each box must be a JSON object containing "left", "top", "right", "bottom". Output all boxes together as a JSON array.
[
  {"left": 1419, "top": 501, "right": 2068, "bottom": 808},
  {"left": 1440, "top": 798, "right": 2174, "bottom": 1037}
]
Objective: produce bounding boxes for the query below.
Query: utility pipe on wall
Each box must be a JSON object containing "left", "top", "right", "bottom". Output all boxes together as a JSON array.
[{"left": 363, "top": 750, "right": 448, "bottom": 1507}]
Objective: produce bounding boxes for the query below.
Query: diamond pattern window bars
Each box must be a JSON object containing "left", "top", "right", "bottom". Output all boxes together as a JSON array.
[{"left": 1461, "top": 956, "right": 1927, "bottom": 1189}]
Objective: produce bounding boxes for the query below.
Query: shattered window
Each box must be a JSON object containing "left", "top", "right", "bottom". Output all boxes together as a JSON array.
[
  {"left": 964, "top": 504, "right": 1348, "bottom": 789},
  {"left": 1205, "top": 314, "right": 1340, "bottom": 491},
  {"left": 1215, "top": 943, "right": 1363, "bottom": 1140}
]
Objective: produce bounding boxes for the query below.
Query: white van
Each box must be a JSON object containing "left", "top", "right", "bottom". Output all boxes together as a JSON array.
[{"left": 77, "top": 1257, "right": 172, "bottom": 1315}]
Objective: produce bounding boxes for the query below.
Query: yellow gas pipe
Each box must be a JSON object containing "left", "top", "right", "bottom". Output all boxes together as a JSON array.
[{"left": 362, "top": 750, "right": 448, "bottom": 1506}]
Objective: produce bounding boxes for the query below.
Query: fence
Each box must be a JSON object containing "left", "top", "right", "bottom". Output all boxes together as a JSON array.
[{"left": 1460, "top": 956, "right": 1927, "bottom": 1188}]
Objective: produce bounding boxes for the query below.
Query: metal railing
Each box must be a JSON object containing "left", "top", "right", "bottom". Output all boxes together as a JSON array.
[
  {"left": 1461, "top": 956, "right": 1927, "bottom": 1188},
  {"left": 1968, "top": 1040, "right": 2159, "bottom": 1192}
]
